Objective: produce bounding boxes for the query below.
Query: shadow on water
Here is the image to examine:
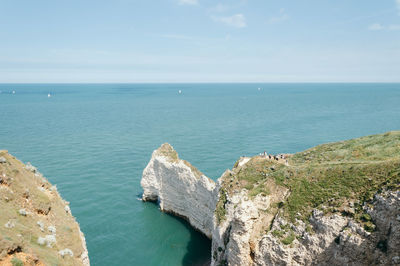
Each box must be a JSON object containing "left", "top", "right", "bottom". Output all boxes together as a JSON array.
[
  {"left": 164, "top": 212, "right": 211, "bottom": 266},
  {"left": 141, "top": 196, "right": 211, "bottom": 266}
]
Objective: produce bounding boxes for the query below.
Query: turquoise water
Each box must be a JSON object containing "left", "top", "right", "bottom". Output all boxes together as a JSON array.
[{"left": 1, "top": 83, "right": 400, "bottom": 265}]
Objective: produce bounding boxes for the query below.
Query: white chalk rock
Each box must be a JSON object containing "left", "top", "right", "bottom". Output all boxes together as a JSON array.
[
  {"left": 59, "top": 248, "right": 74, "bottom": 257},
  {"left": 141, "top": 143, "right": 217, "bottom": 238}
]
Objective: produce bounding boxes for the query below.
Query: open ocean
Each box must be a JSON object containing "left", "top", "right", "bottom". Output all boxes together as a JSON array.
[{"left": 1, "top": 83, "right": 399, "bottom": 265}]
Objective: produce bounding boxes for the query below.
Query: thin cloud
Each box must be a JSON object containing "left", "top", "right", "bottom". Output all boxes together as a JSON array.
[
  {"left": 178, "top": 0, "right": 198, "bottom": 5},
  {"left": 162, "top": 34, "right": 194, "bottom": 40},
  {"left": 389, "top": 24, "right": 400, "bottom": 30},
  {"left": 368, "top": 23, "right": 384, "bottom": 31},
  {"left": 268, "top": 8, "right": 289, "bottom": 24},
  {"left": 213, "top": 14, "right": 246, "bottom": 28},
  {"left": 209, "top": 4, "right": 229, "bottom": 13},
  {"left": 397, "top": 0, "right": 400, "bottom": 14},
  {"left": 368, "top": 23, "right": 400, "bottom": 31},
  {"left": 160, "top": 34, "right": 229, "bottom": 43}
]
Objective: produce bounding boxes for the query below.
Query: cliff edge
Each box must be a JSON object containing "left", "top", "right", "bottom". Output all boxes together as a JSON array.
[
  {"left": 0, "top": 151, "right": 90, "bottom": 266},
  {"left": 141, "top": 132, "right": 400, "bottom": 265}
]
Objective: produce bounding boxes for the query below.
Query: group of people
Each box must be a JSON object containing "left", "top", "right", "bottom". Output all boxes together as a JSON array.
[{"left": 260, "top": 151, "right": 289, "bottom": 166}]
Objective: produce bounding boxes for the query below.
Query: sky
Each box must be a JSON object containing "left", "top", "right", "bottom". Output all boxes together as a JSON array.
[{"left": 0, "top": 0, "right": 399, "bottom": 83}]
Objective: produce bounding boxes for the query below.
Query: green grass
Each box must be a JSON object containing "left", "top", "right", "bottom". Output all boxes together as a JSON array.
[
  {"left": 261, "top": 131, "right": 400, "bottom": 222},
  {"left": 249, "top": 185, "right": 270, "bottom": 197},
  {"left": 231, "top": 157, "right": 284, "bottom": 197},
  {"left": 271, "top": 230, "right": 285, "bottom": 238},
  {"left": 158, "top": 143, "right": 206, "bottom": 179},
  {"left": 282, "top": 232, "right": 296, "bottom": 245},
  {"left": 291, "top": 131, "right": 400, "bottom": 164},
  {"left": 158, "top": 143, "right": 179, "bottom": 162},
  {"left": 280, "top": 159, "right": 400, "bottom": 221},
  {"left": 217, "top": 131, "right": 400, "bottom": 227},
  {"left": 11, "top": 257, "right": 24, "bottom": 266},
  {"left": 215, "top": 189, "right": 228, "bottom": 224}
]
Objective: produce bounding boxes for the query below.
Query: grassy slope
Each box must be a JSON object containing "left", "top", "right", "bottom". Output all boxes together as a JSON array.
[
  {"left": 216, "top": 131, "right": 400, "bottom": 227},
  {"left": 0, "top": 151, "right": 86, "bottom": 265}
]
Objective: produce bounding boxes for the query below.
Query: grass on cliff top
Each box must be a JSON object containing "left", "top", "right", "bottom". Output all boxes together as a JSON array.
[
  {"left": 157, "top": 143, "right": 206, "bottom": 179},
  {"left": 0, "top": 151, "right": 86, "bottom": 265},
  {"left": 290, "top": 131, "right": 400, "bottom": 164},
  {"left": 216, "top": 131, "right": 400, "bottom": 224},
  {"left": 158, "top": 143, "right": 179, "bottom": 162},
  {"left": 281, "top": 160, "right": 400, "bottom": 222},
  {"left": 182, "top": 160, "right": 204, "bottom": 179}
]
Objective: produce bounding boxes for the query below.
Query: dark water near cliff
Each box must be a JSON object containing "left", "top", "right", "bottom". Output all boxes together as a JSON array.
[{"left": 0, "top": 83, "right": 399, "bottom": 265}]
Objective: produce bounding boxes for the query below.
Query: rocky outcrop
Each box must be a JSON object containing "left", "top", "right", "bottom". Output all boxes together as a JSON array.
[
  {"left": 252, "top": 190, "right": 400, "bottom": 266},
  {"left": 141, "top": 143, "right": 217, "bottom": 238},
  {"left": 141, "top": 133, "right": 400, "bottom": 266},
  {"left": 0, "top": 150, "right": 90, "bottom": 266}
]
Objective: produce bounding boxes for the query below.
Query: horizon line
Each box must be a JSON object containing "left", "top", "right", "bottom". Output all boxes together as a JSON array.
[{"left": 0, "top": 81, "right": 400, "bottom": 84}]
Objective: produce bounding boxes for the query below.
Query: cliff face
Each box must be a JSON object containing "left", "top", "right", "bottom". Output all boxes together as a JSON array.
[
  {"left": 141, "top": 132, "right": 400, "bottom": 266},
  {"left": 141, "top": 143, "right": 217, "bottom": 238},
  {"left": 0, "top": 150, "right": 89, "bottom": 266},
  {"left": 252, "top": 190, "right": 400, "bottom": 265}
]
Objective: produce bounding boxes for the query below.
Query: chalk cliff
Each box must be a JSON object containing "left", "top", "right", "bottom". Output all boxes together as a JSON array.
[
  {"left": 141, "top": 132, "right": 400, "bottom": 265},
  {"left": 141, "top": 143, "right": 217, "bottom": 238},
  {"left": 0, "top": 150, "right": 90, "bottom": 266}
]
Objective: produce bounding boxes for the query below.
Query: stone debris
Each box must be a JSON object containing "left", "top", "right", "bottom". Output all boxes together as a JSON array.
[
  {"left": 50, "top": 185, "right": 57, "bottom": 192},
  {"left": 37, "top": 237, "right": 46, "bottom": 245},
  {"left": 18, "top": 208, "right": 27, "bottom": 216},
  {"left": 23, "top": 189, "right": 30, "bottom": 199},
  {"left": 37, "top": 221, "right": 45, "bottom": 232},
  {"left": 4, "top": 220, "right": 15, "bottom": 228},
  {"left": 0, "top": 174, "right": 7, "bottom": 185},
  {"left": 59, "top": 248, "right": 74, "bottom": 258},
  {"left": 25, "top": 162, "right": 37, "bottom": 173},
  {"left": 37, "top": 235, "right": 57, "bottom": 247},
  {"left": 65, "top": 205, "right": 71, "bottom": 214},
  {"left": 0, "top": 156, "right": 6, "bottom": 163},
  {"left": 48, "top": 225, "right": 56, "bottom": 234}
]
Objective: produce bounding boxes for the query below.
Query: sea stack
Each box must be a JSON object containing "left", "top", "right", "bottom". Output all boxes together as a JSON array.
[{"left": 141, "top": 143, "right": 217, "bottom": 238}]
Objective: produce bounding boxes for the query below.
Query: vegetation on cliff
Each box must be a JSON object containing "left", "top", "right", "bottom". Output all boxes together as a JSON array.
[
  {"left": 216, "top": 131, "right": 400, "bottom": 228},
  {"left": 157, "top": 143, "right": 205, "bottom": 179},
  {"left": 0, "top": 151, "right": 88, "bottom": 265}
]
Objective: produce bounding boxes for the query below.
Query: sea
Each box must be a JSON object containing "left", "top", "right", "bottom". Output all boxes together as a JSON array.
[{"left": 0, "top": 83, "right": 399, "bottom": 265}]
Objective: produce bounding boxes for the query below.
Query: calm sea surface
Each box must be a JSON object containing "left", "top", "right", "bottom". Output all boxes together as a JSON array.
[{"left": 1, "top": 83, "right": 399, "bottom": 265}]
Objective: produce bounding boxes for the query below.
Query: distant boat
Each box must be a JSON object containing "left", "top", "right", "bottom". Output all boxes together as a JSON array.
[
  {"left": 48, "top": 93, "right": 51, "bottom": 98},
  {"left": 258, "top": 87, "right": 261, "bottom": 91},
  {"left": 178, "top": 90, "right": 182, "bottom": 94},
  {"left": 12, "top": 90, "right": 15, "bottom": 94}
]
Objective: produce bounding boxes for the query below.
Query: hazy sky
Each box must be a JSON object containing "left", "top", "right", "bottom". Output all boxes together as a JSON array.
[{"left": 1, "top": 0, "right": 400, "bottom": 82}]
